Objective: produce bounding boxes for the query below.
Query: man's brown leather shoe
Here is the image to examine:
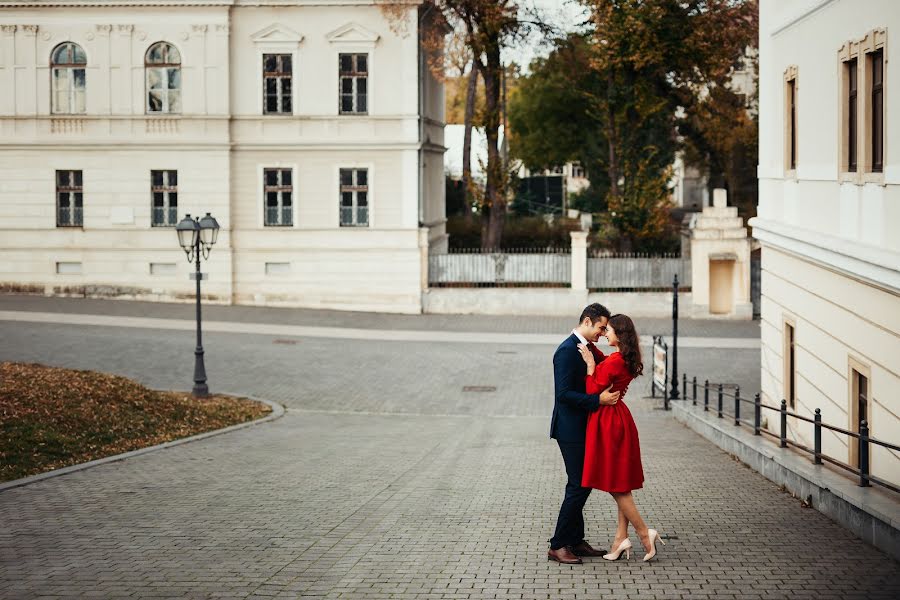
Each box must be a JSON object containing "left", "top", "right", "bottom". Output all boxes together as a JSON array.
[
  {"left": 547, "top": 546, "right": 583, "bottom": 564},
  {"left": 571, "top": 541, "right": 606, "bottom": 557}
]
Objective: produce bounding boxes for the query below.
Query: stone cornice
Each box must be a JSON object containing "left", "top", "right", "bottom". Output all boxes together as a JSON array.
[{"left": 749, "top": 217, "right": 900, "bottom": 294}]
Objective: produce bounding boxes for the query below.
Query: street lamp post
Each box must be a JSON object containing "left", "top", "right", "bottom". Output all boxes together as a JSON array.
[
  {"left": 176, "top": 212, "right": 220, "bottom": 398},
  {"left": 670, "top": 273, "right": 680, "bottom": 400}
]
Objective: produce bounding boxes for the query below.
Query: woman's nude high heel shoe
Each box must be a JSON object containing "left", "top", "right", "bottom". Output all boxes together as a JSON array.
[
  {"left": 642, "top": 529, "right": 666, "bottom": 562},
  {"left": 602, "top": 539, "right": 632, "bottom": 561}
]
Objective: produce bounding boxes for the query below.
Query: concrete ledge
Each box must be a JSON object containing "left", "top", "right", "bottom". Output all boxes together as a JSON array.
[
  {"left": 672, "top": 400, "right": 900, "bottom": 560},
  {"left": 423, "top": 288, "right": 587, "bottom": 316},
  {"left": 423, "top": 288, "right": 693, "bottom": 318},
  {"left": 0, "top": 394, "right": 285, "bottom": 493}
]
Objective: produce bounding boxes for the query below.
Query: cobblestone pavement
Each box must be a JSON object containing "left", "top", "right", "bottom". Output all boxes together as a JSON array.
[{"left": 1, "top": 309, "right": 897, "bottom": 599}]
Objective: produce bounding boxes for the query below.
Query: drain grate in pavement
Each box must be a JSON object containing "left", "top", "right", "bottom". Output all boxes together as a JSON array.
[
  {"left": 273, "top": 339, "right": 298, "bottom": 345},
  {"left": 463, "top": 385, "right": 496, "bottom": 392}
]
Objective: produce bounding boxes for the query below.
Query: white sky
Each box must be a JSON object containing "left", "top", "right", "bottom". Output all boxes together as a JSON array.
[{"left": 503, "top": 0, "right": 590, "bottom": 72}]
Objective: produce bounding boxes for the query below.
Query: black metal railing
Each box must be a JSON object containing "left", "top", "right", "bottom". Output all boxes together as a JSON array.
[{"left": 670, "top": 373, "right": 900, "bottom": 495}]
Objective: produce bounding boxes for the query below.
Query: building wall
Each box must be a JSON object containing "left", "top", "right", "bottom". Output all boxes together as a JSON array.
[
  {"left": 753, "top": 0, "right": 900, "bottom": 485},
  {"left": 0, "top": 1, "right": 443, "bottom": 314}
]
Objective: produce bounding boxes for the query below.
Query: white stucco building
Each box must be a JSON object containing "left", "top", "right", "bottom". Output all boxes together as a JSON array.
[
  {"left": 753, "top": 0, "right": 900, "bottom": 485},
  {"left": 0, "top": 0, "right": 446, "bottom": 314}
]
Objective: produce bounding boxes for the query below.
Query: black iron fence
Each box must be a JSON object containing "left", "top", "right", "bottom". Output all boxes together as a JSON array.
[{"left": 669, "top": 373, "right": 900, "bottom": 495}]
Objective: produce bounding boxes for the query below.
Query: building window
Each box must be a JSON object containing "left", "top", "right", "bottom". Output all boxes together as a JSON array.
[
  {"left": 264, "top": 168, "right": 293, "bottom": 226},
  {"left": 869, "top": 48, "right": 883, "bottom": 173},
  {"left": 339, "top": 53, "right": 368, "bottom": 114},
  {"left": 151, "top": 170, "right": 178, "bottom": 227},
  {"left": 146, "top": 42, "right": 181, "bottom": 114},
  {"left": 263, "top": 54, "right": 292, "bottom": 114},
  {"left": 51, "top": 42, "right": 87, "bottom": 114},
  {"left": 839, "top": 29, "right": 885, "bottom": 180},
  {"left": 848, "top": 362, "right": 872, "bottom": 469},
  {"left": 784, "top": 322, "right": 796, "bottom": 409},
  {"left": 846, "top": 58, "right": 858, "bottom": 172},
  {"left": 56, "top": 170, "right": 83, "bottom": 227},
  {"left": 571, "top": 164, "right": 585, "bottom": 178},
  {"left": 787, "top": 77, "right": 797, "bottom": 171},
  {"left": 339, "top": 168, "right": 368, "bottom": 227},
  {"left": 856, "top": 371, "right": 868, "bottom": 428}
]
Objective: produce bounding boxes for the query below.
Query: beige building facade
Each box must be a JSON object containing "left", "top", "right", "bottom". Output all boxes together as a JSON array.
[
  {"left": 754, "top": 0, "right": 900, "bottom": 485},
  {"left": 0, "top": 0, "right": 446, "bottom": 314}
]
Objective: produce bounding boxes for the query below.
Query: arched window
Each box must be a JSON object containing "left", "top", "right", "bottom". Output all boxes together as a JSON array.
[
  {"left": 51, "top": 42, "right": 87, "bottom": 114},
  {"left": 145, "top": 42, "right": 181, "bottom": 113}
]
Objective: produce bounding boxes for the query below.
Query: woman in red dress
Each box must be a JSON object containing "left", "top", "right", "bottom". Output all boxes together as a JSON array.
[{"left": 576, "top": 314, "right": 665, "bottom": 562}]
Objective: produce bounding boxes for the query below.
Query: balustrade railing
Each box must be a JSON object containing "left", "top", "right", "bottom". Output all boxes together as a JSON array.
[{"left": 671, "top": 374, "right": 900, "bottom": 494}]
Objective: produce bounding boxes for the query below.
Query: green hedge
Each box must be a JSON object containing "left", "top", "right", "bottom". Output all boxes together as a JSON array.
[{"left": 447, "top": 215, "right": 582, "bottom": 250}]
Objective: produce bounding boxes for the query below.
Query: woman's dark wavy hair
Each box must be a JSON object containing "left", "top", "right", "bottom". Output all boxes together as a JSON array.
[{"left": 609, "top": 314, "right": 643, "bottom": 378}]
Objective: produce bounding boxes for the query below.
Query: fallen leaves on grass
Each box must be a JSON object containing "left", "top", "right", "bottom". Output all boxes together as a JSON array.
[{"left": 0, "top": 362, "right": 271, "bottom": 482}]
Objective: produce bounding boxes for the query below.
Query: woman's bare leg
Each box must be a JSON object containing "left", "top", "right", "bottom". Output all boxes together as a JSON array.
[
  {"left": 610, "top": 505, "right": 629, "bottom": 549},
  {"left": 611, "top": 492, "right": 651, "bottom": 550}
]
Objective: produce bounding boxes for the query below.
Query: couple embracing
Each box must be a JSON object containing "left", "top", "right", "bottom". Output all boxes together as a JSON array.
[{"left": 548, "top": 303, "right": 665, "bottom": 565}]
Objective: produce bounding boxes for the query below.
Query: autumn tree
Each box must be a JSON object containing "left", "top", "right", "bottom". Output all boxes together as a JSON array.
[
  {"left": 509, "top": 0, "right": 757, "bottom": 251},
  {"left": 442, "top": 21, "right": 482, "bottom": 212},
  {"left": 680, "top": 51, "right": 759, "bottom": 220},
  {"left": 508, "top": 34, "right": 610, "bottom": 195},
  {"left": 433, "top": 1, "right": 510, "bottom": 249}
]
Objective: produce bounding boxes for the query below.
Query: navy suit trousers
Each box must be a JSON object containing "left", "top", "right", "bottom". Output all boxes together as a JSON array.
[{"left": 549, "top": 440, "right": 591, "bottom": 549}]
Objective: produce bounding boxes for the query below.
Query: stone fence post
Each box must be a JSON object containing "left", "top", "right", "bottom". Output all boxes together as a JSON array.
[{"left": 570, "top": 231, "right": 588, "bottom": 291}]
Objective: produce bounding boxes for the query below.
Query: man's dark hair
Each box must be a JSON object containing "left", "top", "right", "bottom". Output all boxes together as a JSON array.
[{"left": 579, "top": 303, "right": 611, "bottom": 324}]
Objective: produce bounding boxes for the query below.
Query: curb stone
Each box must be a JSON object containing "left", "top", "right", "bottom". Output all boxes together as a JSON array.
[{"left": 0, "top": 392, "right": 285, "bottom": 493}]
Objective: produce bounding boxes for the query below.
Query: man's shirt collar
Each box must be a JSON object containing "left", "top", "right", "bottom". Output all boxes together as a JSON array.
[{"left": 571, "top": 329, "right": 589, "bottom": 346}]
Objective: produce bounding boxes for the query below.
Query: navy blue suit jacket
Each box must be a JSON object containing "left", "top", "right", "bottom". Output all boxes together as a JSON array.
[{"left": 550, "top": 334, "right": 601, "bottom": 442}]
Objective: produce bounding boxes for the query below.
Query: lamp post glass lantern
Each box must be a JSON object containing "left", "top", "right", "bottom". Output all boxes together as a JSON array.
[{"left": 176, "top": 213, "right": 220, "bottom": 398}]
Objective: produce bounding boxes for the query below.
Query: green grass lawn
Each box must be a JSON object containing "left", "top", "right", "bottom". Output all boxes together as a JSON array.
[{"left": 0, "top": 362, "right": 271, "bottom": 483}]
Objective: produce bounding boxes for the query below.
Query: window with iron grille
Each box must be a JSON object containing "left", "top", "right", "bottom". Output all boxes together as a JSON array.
[
  {"left": 870, "top": 49, "right": 883, "bottom": 173},
  {"left": 56, "top": 170, "right": 83, "bottom": 227},
  {"left": 339, "top": 168, "right": 368, "bottom": 227},
  {"left": 264, "top": 168, "right": 293, "bottom": 226},
  {"left": 151, "top": 170, "right": 178, "bottom": 227},
  {"left": 263, "top": 54, "right": 292, "bottom": 114},
  {"left": 339, "top": 53, "right": 368, "bottom": 114},
  {"left": 51, "top": 42, "right": 87, "bottom": 114}
]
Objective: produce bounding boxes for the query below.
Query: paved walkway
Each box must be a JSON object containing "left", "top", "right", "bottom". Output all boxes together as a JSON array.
[
  {"left": 0, "top": 297, "right": 897, "bottom": 599},
  {"left": 0, "top": 294, "right": 761, "bottom": 338},
  {"left": 0, "top": 310, "right": 757, "bottom": 350}
]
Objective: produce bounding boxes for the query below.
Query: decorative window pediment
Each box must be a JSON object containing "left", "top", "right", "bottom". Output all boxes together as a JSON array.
[
  {"left": 326, "top": 22, "right": 379, "bottom": 47},
  {"left": 251, "top": 23, "right": 303, "bottom": 47}
]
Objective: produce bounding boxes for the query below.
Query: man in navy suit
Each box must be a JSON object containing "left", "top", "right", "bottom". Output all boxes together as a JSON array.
[{"left": 548, "top": 303, "right": 620, "bottom": 564}]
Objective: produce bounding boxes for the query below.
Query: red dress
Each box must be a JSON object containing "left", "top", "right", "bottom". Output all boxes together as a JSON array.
[{"left": 581, "top": 351, "right": 645, "bottom": 492}]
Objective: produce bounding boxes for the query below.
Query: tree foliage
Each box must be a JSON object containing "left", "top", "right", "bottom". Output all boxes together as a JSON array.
[
  {"left": 389, "top": 0, "right": 550, "bottom": 249},
  {"left": 508, "top": 35, "right": 610, "bottom": 191},
  {"left": 680, "top": 51, "right": 759, "bottom": 220},
  {"left": 509, "top": 0, "right": 757, "bottom": 251}
]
